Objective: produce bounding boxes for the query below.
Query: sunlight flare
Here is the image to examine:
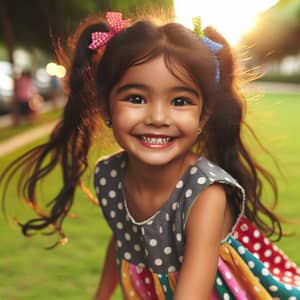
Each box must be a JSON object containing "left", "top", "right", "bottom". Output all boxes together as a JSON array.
[{"left": 174, "top": 0, "right": 278, "bottom": 45}]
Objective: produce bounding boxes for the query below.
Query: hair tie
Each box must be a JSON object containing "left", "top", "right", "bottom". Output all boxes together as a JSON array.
[
  {"left": 88, "top": 12, "right": 129, "bottom": 50},
  {"left": 192, "top": 16, "right": 223, "bottom": 83}
]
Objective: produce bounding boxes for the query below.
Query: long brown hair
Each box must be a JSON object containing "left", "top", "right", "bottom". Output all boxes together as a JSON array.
[{"left": 1, "top": 14, "right": 282, "bottom": 244}]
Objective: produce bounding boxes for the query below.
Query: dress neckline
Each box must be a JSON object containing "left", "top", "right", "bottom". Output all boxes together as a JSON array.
[{"left": 119, "top": 151, "right": 204, "bottom": 225}]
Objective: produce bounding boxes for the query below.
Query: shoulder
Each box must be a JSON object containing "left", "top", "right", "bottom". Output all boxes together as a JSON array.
[
  {"left": 94, "top": 151, "right": 126, "bottom": 177},
  {"left": 181, "top": 157, "right": 245, "bottom": 233}
]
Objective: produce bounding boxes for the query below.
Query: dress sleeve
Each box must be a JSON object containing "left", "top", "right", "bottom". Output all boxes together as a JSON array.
[{"left": 181, "top": 158, "right": 245, "bottom": 242}]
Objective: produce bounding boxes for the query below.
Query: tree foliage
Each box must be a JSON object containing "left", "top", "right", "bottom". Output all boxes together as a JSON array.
[
  {"left": 0, "top": 0, "right": 173, "bottom": 63},
  {"left": 242, "top": 0, "right": 300, "bottom": 62}
]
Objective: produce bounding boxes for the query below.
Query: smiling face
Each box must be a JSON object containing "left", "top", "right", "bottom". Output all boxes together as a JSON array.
[{"left": 108, "top": 56, "right": 206, "bottom": 168}]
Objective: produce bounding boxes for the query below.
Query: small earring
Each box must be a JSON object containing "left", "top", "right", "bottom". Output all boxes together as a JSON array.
[
  {"left": 197, "top": 128, "right": 202, "bottom": 135},
  {"left": 105, "top": 119, "right": 112, "bottom": 127}
]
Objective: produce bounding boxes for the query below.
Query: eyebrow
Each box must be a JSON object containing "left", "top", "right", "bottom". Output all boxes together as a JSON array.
[{"left": 115, "top": 83, "right": 200, "bottom": 97}]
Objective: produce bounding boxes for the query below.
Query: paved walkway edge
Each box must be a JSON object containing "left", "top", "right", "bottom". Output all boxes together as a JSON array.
[{"left": 0, "top": 121, "right": 58, "bottom": 157}]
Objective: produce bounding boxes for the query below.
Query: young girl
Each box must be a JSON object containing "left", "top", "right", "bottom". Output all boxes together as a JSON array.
[{"left": 1, "top": 12, "right": 300, "bottom": 299}]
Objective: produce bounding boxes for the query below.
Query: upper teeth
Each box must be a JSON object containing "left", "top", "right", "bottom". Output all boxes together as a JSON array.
[{"left": 142, "top": 136, "right": 170, "bottom": 144}]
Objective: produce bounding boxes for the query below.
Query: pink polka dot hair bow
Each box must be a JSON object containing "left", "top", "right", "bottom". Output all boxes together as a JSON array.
[{"left": 88, "top": 12, "right": 129, "bottom": 50}]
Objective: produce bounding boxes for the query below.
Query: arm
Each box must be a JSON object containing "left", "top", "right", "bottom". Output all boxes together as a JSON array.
[
  {"left": 93, "top": 236, "right": 119, "bottom": 300},
  {"left": 174, "top": 183, "right": 232, "bottom": 300}
]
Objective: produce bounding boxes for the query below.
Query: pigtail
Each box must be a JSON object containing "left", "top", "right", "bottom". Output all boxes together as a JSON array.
[
  {"left": 202, "top": 27, "right": 282, "bottom": 240},
  {"left": 1, "top": 16, "right": 109, "bottom": 245}
]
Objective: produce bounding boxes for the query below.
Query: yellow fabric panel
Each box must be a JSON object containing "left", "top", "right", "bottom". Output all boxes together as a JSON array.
[
  {"left": 153, "top": 275, "right": 166, "bottom": 300},
  {"left": 120, "top": 260, "right": 143, "bottom": 300},
  {"left": 220, "top": 243, "right": 272, "bottom": 300}
]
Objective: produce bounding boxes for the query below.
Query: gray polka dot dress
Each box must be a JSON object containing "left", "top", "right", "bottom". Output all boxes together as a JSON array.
[{"left": 94, "top": 151, "right": 300, "bottom": 299}]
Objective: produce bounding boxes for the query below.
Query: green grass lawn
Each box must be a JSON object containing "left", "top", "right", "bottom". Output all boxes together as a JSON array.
[
  {"left": 0, "top": 109, "right": 63, "bottom": 142},
  {"left": 0, "top": 92, "right": 300, "bottom": 299}
]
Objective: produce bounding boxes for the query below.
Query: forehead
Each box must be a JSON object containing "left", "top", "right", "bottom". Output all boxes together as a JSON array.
[{"left": 114, "top": 56, "right": 199, "bottom": 92}]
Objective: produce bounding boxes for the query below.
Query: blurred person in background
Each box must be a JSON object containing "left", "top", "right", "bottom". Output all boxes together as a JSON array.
[{"left": 14, "top": 70, "right": 40, "bottom": 124}]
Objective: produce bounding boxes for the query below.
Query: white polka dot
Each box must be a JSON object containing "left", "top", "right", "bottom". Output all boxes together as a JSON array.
[
  {"left": 288, "top": 297, "right": 297, "bottom": 300},
  {"left": 238, "top": 246, "right": 245, "bottom": 255},
  {"left": 165, "top": 213, "right": 170, "bottom": 221},
  {"left": 99, "top": 177, "right": 107, "bottom": 186},
  {"left": 145, "top": 249, "right": 149, "bottom": 256},
  {"left": 264, "top": 262, "right": 270, "bottom": 268},
  {"left": 242, "top": 236, "right": 250, "bottom": 243},
  {"left": 101, "top": 198, "right": 108, "bottom": 206},
  {"left": 118, "top": 181, "right": 122, "bottom": 189},
  {"left": 116, "top": 240, "right": 122, "bottom": 247},
  {"left": 269, "top": 285, "right": 278, "bottom": 292},
  {"left": 176, "top": 233, "right": 182, "bottom": 242},
  {"left": 253, "top": 253, "right": 260, "bottom": 259},
  {"left": 149, "top": 239, "right": 158, "bottom": 247},
  {"left": 185, "top": 189, "right": 192, "bottom": 198},
  {"left": 108, "top": 190, "right": 116, "bottom": 198},
  {"left": 197, "top": 177, "right": 206, "bottom": 184},
  {"left": 285, "top": 284, "right": 292, "bottom": 290},
  {"left": 176, "top": 180, "right": 184, "bottom": 188},
  {"left": 264, "top": 249, "right": 272, "bottom": 257},
  {"left": 125, "top": 233, "right": 131, "bottom": 241},
  {"left": 224, "top": 293, "right": 230, "bottom": 300},
  {"left": 163, "top": 285, "right": 167, "bottom": 292},
  {"left": 216, "top": 278, "right": 223, "bottom": 285},
  {"left": 254, "top": 242, "right": 261, "bottom": 251},
  {"left": 285, "top": 261, "right": 292, "bottom": 269},
  {"left": 264, "top": 237, "right": 270, "bottom": 245},
  {"left": 124, "top": 252, "right": 132, "bottom": 260},
  {"left": 141, "top": 227, "right": 145, "bottom": 235},
  {"left": 164, "top": 247, "right": 172, "bottom": 255},
  {"left": 116, "top": 222, "right": 123, "bottom": 229},
  {"left": 159, "top": 226, "right": 163, "bottom": 234},
  {"left": 154, "top": 258, "right": 163, "bottom": 266},
  {"left": 179, "top": 256, "right": 183, "bottom": 263},
  {"left": 240, "top": 224, "right": 248, "bottom": 231},
  {"left": 168, "top": 266, "right": 176, "bottom": 272},
  {"left": 103, "top": 160, "right": 109, "bottom": 165},
  {"left": 262, "top": 268, "right": 269, "bottom": 276},
  {"left": 253, "top": 229, "right": 260, "bottom": 238},
  {"left": 132, "top": 225, "right": 138, "bottom": 233},
  {"left": 248, "top": 261, "right": 255, "bottom": 269},
  {"left": 225, "top": 272, "right": 232, "bottom": 279},
  {"left": 172, "top": 202, "right": 178, "bottom": 211},
  {"left": 172, "top": 223, "right": 176, "bottom": 232},
  {"left": 283, "top": 277, "right": 292, "bottom": 283},
  {"left": 134, "top": 244, "right": 141, "bottom": 251},
  {"left": 273, "top": 268, "right": 280, "bottom": 275},
  {"left": 190, "top": 166, "right": 198, "bottom": 174},
  {"left": 110, "top": 210, "right": 116, "bottom": 218},
  {"left": 120, "top": 161, "right": 126, "bottom": 168},
  {"left": 145, "top": 277, "right": 151, "bottom": 284},
  {"left": 285, "top": 271, "right": 293, "bottom": 277},
  {"left": 95, "top": 166, "right": 100, "bottom": 174},
  {"left": 110, "top": 169, "right": 117, "bottom": 177},
  {"left": 117, "top": 202, "right": 123, "bottom": 210}
]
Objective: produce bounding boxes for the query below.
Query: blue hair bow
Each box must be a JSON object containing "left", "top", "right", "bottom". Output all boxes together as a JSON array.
[{"left": 192, "top": 17, "right": 223, "bottom": 83}]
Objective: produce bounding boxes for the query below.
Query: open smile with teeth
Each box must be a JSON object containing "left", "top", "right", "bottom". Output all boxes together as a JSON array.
[{"left": 140, "top": 136, "right": 173, "bottom": 145}]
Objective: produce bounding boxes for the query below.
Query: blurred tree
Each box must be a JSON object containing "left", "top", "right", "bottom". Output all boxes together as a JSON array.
[
  {"left": 241, "top": 0, "right": 300, "bottom": 63},
  {"left": 0, "top": 0, "right": 173, "bottom": 121}
]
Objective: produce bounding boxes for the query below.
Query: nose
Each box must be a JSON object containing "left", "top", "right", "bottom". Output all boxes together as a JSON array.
[{"left": 144, "top": 101, "right": 171, "bottom": 127}]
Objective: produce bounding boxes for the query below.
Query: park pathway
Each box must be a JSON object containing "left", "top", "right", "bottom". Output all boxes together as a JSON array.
[{"left": 0, "top": 121, "right": 58, "bottom": 157}]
